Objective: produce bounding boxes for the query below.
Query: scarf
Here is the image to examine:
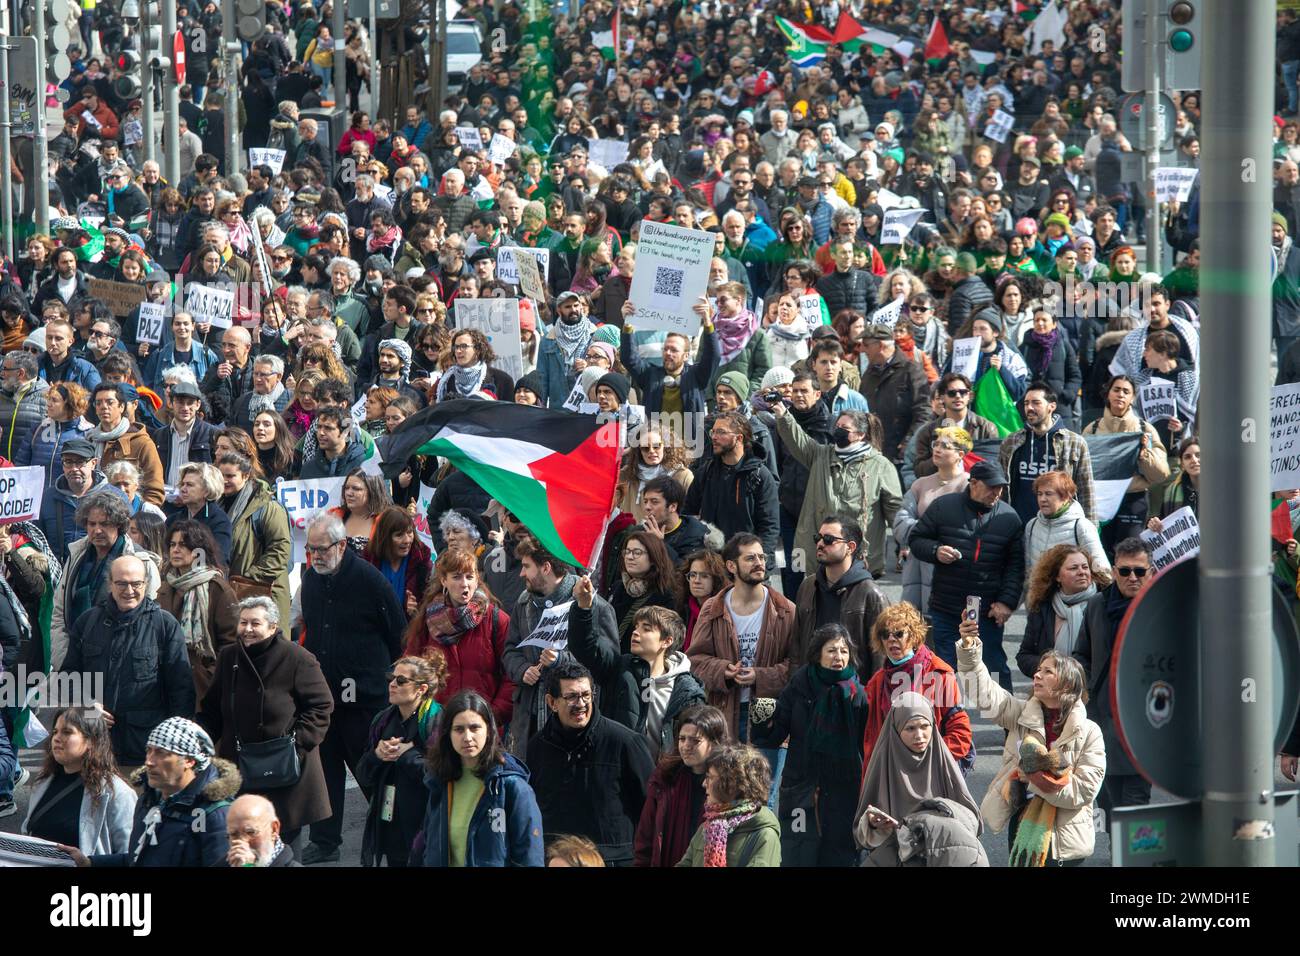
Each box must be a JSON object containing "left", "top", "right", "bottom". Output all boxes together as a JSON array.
[
  {"left": 1051, "top": 584, "right": 1097, "bottom": 656},
  {"left": 769, "top": 315, "right": 810, "bottom": 341},
  {"left": 1008, "top": 767, "right": 1073, "bottom": 867},
  {"left": 806, "top": 663, "right": 866, "bottom": 781},
  {"left": 228, "top": 216, "right": 254, "bottom": 256},
  {"left": 87, "top": 417, "right": 131, "bottom": 458},
  {"left": 621, "top": 573, "right": 649, "bottom": 598},
  {"left": 868, "top": 644, "right": 933, "bottom": 728},
  {"left": 224, "top": 479, "right": 259, "bottom": 528},
  {"left": 636, "top": 462, "right": 666, "bottom": 483},
  {"left": 247, "top": 382, "right": 286, "bottom": 417},
  {"left": 835, "top": 441, "right": 871, "bottom": 465},
  {"left": 714, "top": 309, "right": 759, "bottom": 365},
  {"left": 1105, "top": 583, "right": 1131, "bottom": 628},
  {"left": 437, "top": 361, "right": 488, "bottom": 400},
  {"left": 1029, "top": 327, "right": 1059, "bottom": 376},
  {"left": 700, "top": 799, "right": 760, "bottom": 867},
  {"left": 367, "top": 223, "right": 403, "bottom": 254},
  {"left": 166, "top": 565, "right": 222, "bottom": 659},
  {"left": 553, "top": 317, "right": 596, "bottom": 365},
  {"left": 424, "top": 589, "right": 489, "bottom": 645}
]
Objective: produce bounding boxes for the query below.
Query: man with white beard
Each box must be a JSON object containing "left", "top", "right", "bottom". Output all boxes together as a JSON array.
[{"left": 226, "top": 795, "right": 301, "bottom": 867}]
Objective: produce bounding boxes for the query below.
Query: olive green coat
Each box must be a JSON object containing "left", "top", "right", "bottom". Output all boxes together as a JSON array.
[
  {"left": 675, "top": 806, "right": 782, "bottom": 867},
  {"left": 226, "top": 478, "right": 293, "bottom": 626}
]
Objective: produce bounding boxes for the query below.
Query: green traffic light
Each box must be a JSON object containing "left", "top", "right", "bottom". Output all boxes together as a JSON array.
[{"left": 1170, "top": 29, "right": 1193, "bottom": 52}]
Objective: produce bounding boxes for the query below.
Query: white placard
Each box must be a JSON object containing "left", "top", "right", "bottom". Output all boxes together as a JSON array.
[
  {"left": 514, "top": 249, "right": 547, "bottom": 301},
  {"left": 454, "top": 298, "right": 524, "bottom": 384},
  {"left": 122, "top": 118, "right": 142, "bottom": 146},
  {"left": 984, "top": 108, "right": 1015, "bottom": 144},
  {"left": 275, "top": 476, "right": 346, "bottom": 563},
  {"left": 1138, "top": 377, "right": 1176, "bottom": 423},
  {"left": 869, "top": 295, "right": 906, "bottom": 327},
  {"left": 950, "top": 336, "right": 981, "bottom": 380},
  {"left": 1154, "top": 167, "right": 1197, "bottom": 203},
  {"left": 373, "top": 183, "right": 393, "bottom": 201},
  {"left": 1139, "top": 506, "right": 1201, "bottom": 572},
  {"left": 412, "top": 482, "right": 437, "bottom": 551},
  {"left": 183, "top": 283, "right": 235, "bottom": 329},
  {"left": 588, "top": 138, "right": 630, "bottom": 170},
  {"left": 455, "top": 126, "right": 483, "bottom": 150},
  {"left": 798, "top": 293, "right": 822, "bottom": 326},
  {"left": 351, "top": 393, "right": 369, "bottom": 423},
  {"left": 516, "top": 599, "right": 574, "bottom": 651},
  {"left": 1271, "top": 382, "right": 1300, "bottom": 491},
  {"left": 82, "top": 111, "right": 102, "bottom": 131},
  {"left": 876, "top": 187, "right": 904, "bottom": 210},
  {"left": 497, "top": 247, "right": 550, "bottom": 285},
  {"left": 561, "top": 376, "right": 589, "bottom": 411},
  {"left": 487, "top": 133, "right": 518, "bottom": 166},
  {"left": 0, "top": 466, "right": 46, "bottom": 523},
  {"left": 249, "top": 148, "right": 287, "bottom": 174},
  {"left": 642, "top": 158, "right": 668, "bottom": 181},
  {"left": 881, "top": 208, "right": 927, "bottom": 245},
  {"left": 136, "top": 301, "right": 167, "bottom": 345},
  {"left": 626, "top": 219, "right": 716, "bottom": 334}
]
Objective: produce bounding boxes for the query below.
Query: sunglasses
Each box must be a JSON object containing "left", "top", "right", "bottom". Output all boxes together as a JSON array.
[
  {"left": 385, "top": 672, "right": 423, "bottom": 686},
  {"left": 817, "top": 533, "right": 845, "bottom": 546},
  {"left": 1116, "top": 566, "right": 1149, "bottom": 578},
  {"left": 909, "top": 304, "right": 931, "bottom": 312},
  {"left": 885, "top": 630, "right": 909, "bottom": 640},
  {"left": 945, "top": 388, "right": 971, "bottom": 398}
]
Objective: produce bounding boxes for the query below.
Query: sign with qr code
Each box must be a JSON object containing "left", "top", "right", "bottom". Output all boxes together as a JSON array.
[{"left": 626, "top": 219, "right": 715, "bottom": 334}]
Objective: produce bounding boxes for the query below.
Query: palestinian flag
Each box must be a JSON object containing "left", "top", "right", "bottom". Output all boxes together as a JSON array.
[
  {"left": 925, "top": 16, "right": 950, "bottom": 65},
  {"left": 832, "top": 11, "right": 867, "bottom": 53},
  {"left": 1013, "top": 0, "right": 1039, "bottom": 20},
  {"left": 968, "top": 431, "right": 1141, "bottom": 524},
  {"left": 377, "top": 400, "right": 621, "bottom": 570},
  {"left": 592, "top": 6, "right": 619, "bottom": 62},
  {"left": 776, "top": 16, "right": 831, "bottom": 68}
]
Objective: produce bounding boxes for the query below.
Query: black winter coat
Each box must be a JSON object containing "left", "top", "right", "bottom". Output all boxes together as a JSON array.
[
  {"left": 1072, "top": 585, "right": 1134, "bottom": 774},
  {"left": 301, "top": 548, "right": 408, "bottom": 711},
  {"left": 526, "top": 712, "right": 655, "bottom": 866},
  {"left": 816, "top": 268, "right": 878, "bottom": 317},
  {"left": 683, "top": 453, "right": 781, "bottom": 563},
  {"left": 1016, "top": 602, "right": 1058, "bottom": 679},
  {"left": 566, "top": 604, "right": 706, "bottom": 754},
  {"left": 908, "top": 490, "right": 1025, "bottom": 616},
  {"left": 860, "top": 352, "right": 932, "bottom": 462},
  {"left": 62, "top": 599, "right": 197, "bottom": 764},
  {"left": 946, "top": 276, "right": 994, "bottom": 336},
  {"left": 776, "top": 401, "right": 833, "bottom": 516}
]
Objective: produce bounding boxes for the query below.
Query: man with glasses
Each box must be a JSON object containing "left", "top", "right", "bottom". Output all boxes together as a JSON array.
[
  {"left": 0, "top": 351, "right": 45, "bottom": 462},
  {"left": 84, "top": 317, "right": 129, "bottom": 371},
  {"left": 1072, "top": 536, "right": 1155, "bottom": 814},
  {"left": 910, "top": 372, "right": 1000, "bottom": 481},
  {"left": 790, "top": 515, "right": 886, "bottom": 666},
  {"left": 230, "top": 355, "right": 291, "bottom": 431},
  {"left": 201, "top": 326, "right": 255, "bottom": 426},
  {"left": 299, "top": 511, "right": 407, "bottom": 864}
]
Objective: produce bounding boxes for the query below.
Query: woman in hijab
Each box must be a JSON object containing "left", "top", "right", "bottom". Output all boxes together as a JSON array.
[
  {"left": 751, "top": 623, "right": 869, "bottom": 867},
  {"left": 854, "top": 692, "right": 985, "bottom": 867},
  {"left": 1016, "top": 544, "right": 1098, "bottom": 680}
]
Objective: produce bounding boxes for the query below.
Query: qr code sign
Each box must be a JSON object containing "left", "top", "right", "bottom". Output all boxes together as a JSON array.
[{"left": 653, "top": 266, "right": 685, "bottom": 298}]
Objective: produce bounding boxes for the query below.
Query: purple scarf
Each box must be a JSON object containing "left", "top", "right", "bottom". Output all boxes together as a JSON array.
[{"left": 1029, "top": 328, "right": 1059, "bottom": 377}]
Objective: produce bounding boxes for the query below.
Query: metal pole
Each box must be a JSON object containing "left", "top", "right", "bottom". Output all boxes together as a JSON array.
[
  {"left": 431, "top": 0, "right": 446, "bottom": 116},
  {"left": 0, "top": 38, "right": 14, "bottom": 264},
  {"left": 161, "top": 0, "right": 180, "bottom": 186},
  {"left": 140, "top": 0, "right": 156, "bottom": 166},
  {"left": 32, "top": 0, "right": 49, "bottom": 234},
  {"left": 223, "top": 0, "right": 239, "bottom": 176},
  {"left": 369, "top": 0, "right": 378, "bottom": 118},
  {"left": 333, "top": 0, "right": 345, "bottom": 112},
  {"left": 1200, "top": 0, "right": 1276, "bottom": 866},
  {"left": 1144, "top": 0, "right": 1163, "bottom": 273}
]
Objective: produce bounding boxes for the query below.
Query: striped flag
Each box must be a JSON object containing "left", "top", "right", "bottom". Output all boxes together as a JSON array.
[
  {"left": 776, "top": 17, "right": 831, "bottom": 68},
  {"left": 592, "top": 6, "right": 620, "bottom": 61}
]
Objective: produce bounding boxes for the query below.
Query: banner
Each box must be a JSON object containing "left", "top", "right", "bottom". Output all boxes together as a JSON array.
[
  {"left": 276, "top": 476, "right": 347, "bottom": 563},
  {"left": 869, "top": 295, "right": 905, "bottom": 327},
  {"left": 497, "top": 246, "right": 550, "bottom": 284},
  {"left": 516, "top": 600, "right": 574, "bottom": 650},
  {"left": 453, "top": 298, "right": 524, "bottom": 383},
  {"left": 950, "top": 336, "right": 980, "bottom": 380},
  {"left": 1272, "top": 382, "right": 1300, "bottom": 491},
  {"left": 627, "top": 219, "right": 715, "bottom": 334},
  {"left": 1140, "top": 506, "right": 1201, "bottom": 572},
  {"left": 454, "top": 126, "right": 483, "bottom": 150},
  {"left": 0, "top": 466, "right": 45, "bottom": 522},
  {"left": 135, "top": 302, "right": 167, "bottom": 345},
  {"left": 183, "top": 283, "right": 235, "bottom": 329},
  {"left": 1154, "top": 167, "right": 1197, "bottom": 203},
  {"left": 88, "top": 278, "right": 147, "bottom": 318},
  {"left": 248, "top": 148, "right": 286, "bottom": 174},
  {"left": 1138, "top": 378, "right": 1176, "bottom": 423}
]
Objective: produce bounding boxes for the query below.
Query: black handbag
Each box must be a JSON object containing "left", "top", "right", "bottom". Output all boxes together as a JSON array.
[{"left": 232, "top": 655, "right": 302, "bottom": 790}]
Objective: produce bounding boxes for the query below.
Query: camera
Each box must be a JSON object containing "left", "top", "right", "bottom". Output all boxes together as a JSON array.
[{"left": 762, "top": 390, "right": 782, "bottom": 404}]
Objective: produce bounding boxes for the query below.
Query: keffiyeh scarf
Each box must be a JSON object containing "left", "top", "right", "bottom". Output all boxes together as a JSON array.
[{"left": 437, "top": 362, "right": 488, "bottom": 400}]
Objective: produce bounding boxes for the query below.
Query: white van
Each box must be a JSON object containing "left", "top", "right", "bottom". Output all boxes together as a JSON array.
[{"left": 446, "top": 20, "right": 484, "bottom": 93}]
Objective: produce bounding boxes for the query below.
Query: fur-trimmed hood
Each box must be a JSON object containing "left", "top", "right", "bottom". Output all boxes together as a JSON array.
[
  {"left": 1094, "top": 329, "right": 1130, "bottom": 350},
  {"left": 130, "top": 757, "right": 242, "bottom": 805}
]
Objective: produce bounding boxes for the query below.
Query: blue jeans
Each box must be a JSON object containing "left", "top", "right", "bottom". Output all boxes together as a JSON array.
[
  {"left": 1285, "top": 60, "right": 1300, "bottom": 114},
  {"left": 737, "top": 702, "right": 787, "bottom": 811},
  {"left": 930, "top": 609, "right": 1012, "bottom": 692}
]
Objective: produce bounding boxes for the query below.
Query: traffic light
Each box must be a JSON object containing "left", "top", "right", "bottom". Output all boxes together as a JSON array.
[
  {"left": 1165, "top": 0, "right": 1198, "bottom": 91},
  {"left": 1120, "top": 0, "right": 1201, "bottom": 93},
  {"left": 45, "top": 0, "right": 75, "bottom": 104},
  {"left": 114, "top": 51, "right": 142, "bottom": 99},
  {"left": 236, "top": 0, "right": 267, "bottom": 43}
]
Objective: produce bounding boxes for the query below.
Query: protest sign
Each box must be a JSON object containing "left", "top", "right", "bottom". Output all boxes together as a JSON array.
[
  {"left": 122, "top": 118, "right": 142, "bottom": 146},
  {"left": 276, "top": 476, "right": 346, "bottom": 563},
  {"left": 514, "top": 249, "right": 547, "bottom": 302},
  {"left": 562, "top": 377, "right": 589, "bottom": 411},
  {"left": 373, "top": 183, "right": 392, "bottom": 202},
  {"left": 881, "top": 208, "right": 927, "bottom": 245},
  {"left": 249, "top": 219, "right": 274, "bottom": 296},
  {"left": 984, "top": 109, "right": 1015, "bottom": 143},
  {"left": 487, "top": 133, "right": 517, "bottom": 165},
  {"left": 454, "top": 298, "right": 524, "bottom": 382},
  {"left": 876, "top": 187, "right": 904, "bottom": 210},
  {"left": 412, "top": 483, "right": 438, "bottom": 551},
  {"left": 1139, "top": 378, "right": 1177, "bottom": 423},
  {"left": 627, "top": 219, "right": 715, "bottom": 334},
  {"left": 798, "top": 294, "right": 822, "bottom": 327},
  {"left": 643, "top": 158, "right": 667, "bottom": 181},
  {"left": 1271, "top": 382, "right": 1300, "bottom": 491},
  {"left": 88, "top": 278, "right": 147, "bottom": 318},
  {"left": 1139, "top": 506, "right": 1201, "bottom": 572},
  {"left": 350, "top": 393, "right": 369, "bottom": 424},
  {"left": 869, "top": 295, "right": 906, "bottom": 327},
  {"left": 950, "top": 336, "right": 981, "bottom": 379},
  {"left": 0, "top": 466, "right": 45, "bottom": 523},
  {"left": 248, "top": 148, "right": 286, "bottom": 174},
  {"left": 455, "top": 126, "right": 483, "bottom": 150},
  {"left": 588, "top": 138, "right": 630, "bottom": 170},
  {"left": 1154, "top": 167, "right": 1198, "bottom": 203},
  {"left": 136, "top": 302, "right": 167, "bottom": 345},
  {"left": 183, "top": 283, "right": 235, "bottom": 329},
  {"left": 516, "top": 600, "right": 575, "bottom": 651},
  {"left": 497, "top": 246, "right": 550, "bottom": 285}
]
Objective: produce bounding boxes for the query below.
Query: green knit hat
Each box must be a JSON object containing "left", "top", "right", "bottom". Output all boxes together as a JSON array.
[
  {"left": 1275, "top": 211, "right": 1290, "bottom": 235},
  {"left": 716, "top": 371, "right": 751, "bottom": 402}
]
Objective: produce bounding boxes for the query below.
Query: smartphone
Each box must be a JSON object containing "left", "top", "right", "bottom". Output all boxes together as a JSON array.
[
  {"left": 964, "top": 595, "right": 981, "bottom": 624},
  {"left": 865, "top": 805, "right": 900, "bottom": 828}
]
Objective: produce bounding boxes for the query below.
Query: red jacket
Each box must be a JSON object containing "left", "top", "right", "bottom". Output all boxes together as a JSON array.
[
  {"left": 633, "top": 761, "right": 702, "bottom": 867},
  {"left": 404, "top": 604, "right": 515, "bottom": 730},
  {"left": 862, "top": 645, "right": 972, "bottom": 773}
]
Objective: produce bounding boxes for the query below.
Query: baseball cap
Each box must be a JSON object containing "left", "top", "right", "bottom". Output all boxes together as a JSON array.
[
  {"left": 969, "top": 460, "right": 1009, "bottom": 487},
  {"left": 61, "top": 438, "right": 97, "bottom": 460}
]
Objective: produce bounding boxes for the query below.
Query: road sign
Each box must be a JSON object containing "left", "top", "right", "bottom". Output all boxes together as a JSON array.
[
  {"left": 1119, "top": 92, "right": 1176, "bottom": 151},
  {"left": 174, "top": 30, "right": 187, "bottom": 84},
  {"left": 1111, "top": 558, "right": 1300, "bottom": 799}
]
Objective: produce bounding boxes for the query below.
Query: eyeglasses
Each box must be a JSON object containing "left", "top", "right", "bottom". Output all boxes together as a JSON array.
[
  {"left": 453, "top": 342, "right": 474, "bottom": 351},
  {"left": 1116, "top": 566, "right": 1149, "bottom": 578},
  {"left": 271, "top": 254, "right": 290, "bottom": 262},
  {"left": 112, "top": 580, "right": 146, "bottom": 591},
  {"left": 416, "top": 307, "right": 435, "bottom": 314},
  {"left": 91, "top": 330, "right": 116, "bottom": 340},
  {"left": 686, "top": 571, "right": 712, "bottom": 581},
  {"left": 909, "top": 304, "right": 931, "bottom": 312},
  {"left": 817, "top": 533, "right": 845, "bottom": 546},
  {"left": 560, "top": 691, "right": 593, "bottom": 704},
  {"left": 385, "top": 673, "right": 421, "bottom": 686},
  {"left": 932, "top": 440, "right": 962, "bottom": 451},
  {"left": 945, "top": 388, "right": 971, "bottom": 398},
  {"left": 305, "top": 542, "right": 341, "bottom": 556},
  {"left": 623, "top": 548, "right": 647, "bottom": 559}
]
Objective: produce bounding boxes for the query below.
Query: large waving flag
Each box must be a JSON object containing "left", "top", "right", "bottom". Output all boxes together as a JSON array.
[
  {"left": 776, "top": 17, "right": 832, "bottom": 67},
  {"left": 591, "top": 6, "right": 620, "bottom": 62},
  {"left": 378, "top": 400, "right": 621, "bottom": 569}
]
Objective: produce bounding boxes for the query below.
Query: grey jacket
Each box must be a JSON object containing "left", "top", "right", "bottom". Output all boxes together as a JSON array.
[
  {"left": 862, "top": 798, "right": 988, "bottom": 868},
  {"left": 22, "top": 771, "right": 138, "bottom": 855}
]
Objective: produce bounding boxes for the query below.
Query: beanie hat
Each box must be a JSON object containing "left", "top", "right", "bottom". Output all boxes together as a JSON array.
[
  {"left": 1275, "top": 211, "right": 1290, "bottom": 234},
  {"left": 875, "top": 121, "right": 895, "bottom": 139},
  {"left": 885, "top": 147, "right": 905, "bottom": 165},
  {"left": 515, "top": 370, "right": 544, "bottom": 398},
  {"left": 716, "top": 370, "right": 751, "bottom": 402},
  {"left": 1015, "top": 217, "right": 1039, "bottom": 237},
  {"left": 586, "top": 341, "right": 616, "bottom": 366},
  {"left": 1064, "top": 145, "right": 1084, "bottom": 160},
  {"left": 595, "top": 371, "right": 630, "bottom": 404},
  {"left": 760, "top": 366, "right": 795, "bottom": 391},
  {"left": 973, "top": 306, "right": 1003, "bottom": 333},
  {"left": 590, "top": 324, "right": 621, "bottom": 350}
]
